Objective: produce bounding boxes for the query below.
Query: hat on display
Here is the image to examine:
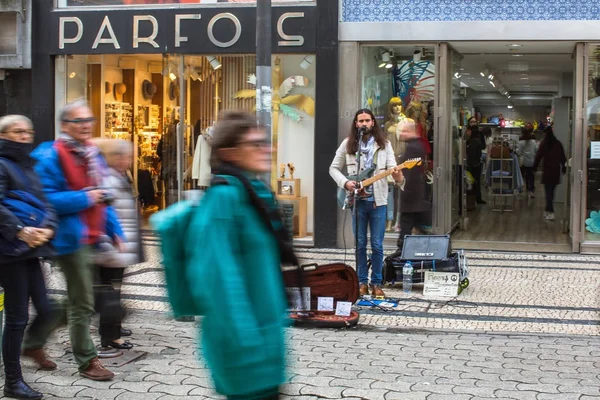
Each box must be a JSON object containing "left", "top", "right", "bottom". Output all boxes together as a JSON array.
[
  {"left": 114, "top": 83, "right": 127, "bottom": 101},
  {"left": 105, "top": 82, "right": 112, "bottom": 95},
  {"left": 142, "top": 80, "right": 157, "bottom": 100},
  {"left": 168, "top": 81, "right": 180, "bottom": 101}
]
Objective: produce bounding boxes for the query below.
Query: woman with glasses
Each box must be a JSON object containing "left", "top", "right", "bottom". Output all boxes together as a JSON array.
[
  {"left": 154, "top": 111, "right": 294, "bottom": 400},
  {"left": 0, "top": 115, "right": 58, "bottom": 400}
]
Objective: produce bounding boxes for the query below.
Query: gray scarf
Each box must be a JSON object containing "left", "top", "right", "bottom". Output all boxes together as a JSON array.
[{"left": 359, "top": 135, "right": 376, "bottom": 169}]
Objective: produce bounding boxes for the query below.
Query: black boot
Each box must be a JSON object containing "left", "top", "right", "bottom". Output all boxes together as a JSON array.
[{"left": 4, "top": 379, "right": 43, "bottom": 399}]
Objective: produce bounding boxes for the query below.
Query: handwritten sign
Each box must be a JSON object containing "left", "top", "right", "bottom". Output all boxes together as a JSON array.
[
  {"left": 287, "top": 287, "right": 311, "bottom": 311},
  {"left": 317, "top": 297, "right": 334, "bottom": 311},
  {"left": 423, "top": 272, "right": 460, "bottom": 297}
]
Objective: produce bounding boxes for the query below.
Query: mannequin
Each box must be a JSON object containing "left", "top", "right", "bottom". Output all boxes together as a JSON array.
[{"left": 384, "top": 97, "right": 406, "bottom": 232}]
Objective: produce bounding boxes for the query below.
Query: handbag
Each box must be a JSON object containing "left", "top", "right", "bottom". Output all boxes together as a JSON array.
[{"left": 0, "top": 158, "right": 48, "bottom": 256}]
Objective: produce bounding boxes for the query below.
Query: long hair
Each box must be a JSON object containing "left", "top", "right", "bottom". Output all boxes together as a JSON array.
[
  {"left": 543, "top": 125, "right": 556, "bottom": 152},
  {"left": 385, "top": 97, "right": 403, "bottom": 124},
  {"left": 346, "top": 109, "right": 386, "bottom": 155},
  {"left": 405, "top": 101, "right": 425, "bottom": 125}
]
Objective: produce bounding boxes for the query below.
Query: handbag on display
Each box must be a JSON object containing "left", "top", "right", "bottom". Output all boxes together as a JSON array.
[{"left": 0, "top": 158, "right": 48, "bottom": 257}]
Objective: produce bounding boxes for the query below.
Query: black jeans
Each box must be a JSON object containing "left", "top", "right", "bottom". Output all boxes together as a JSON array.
[
  {"left": 0, "top": 258, "right": 52, "bottom": 381},
  {"left": 544, "top": 184, "right": 557, "bottom": 213},
  {"left": 466, "top": 165, "right": 483, "bottom": 202},
  {"left": 94, "top": 266, "right": 125, "bottom": 345},
  {"left": 397, "top": 211, "right": 430, "bottom": 249},
  {"left": 523, "top": 166, "right": 535, "bottom": 193}
]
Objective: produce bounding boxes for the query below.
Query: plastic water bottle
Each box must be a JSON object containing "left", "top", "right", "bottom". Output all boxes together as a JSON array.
[{"left": 403, "top": 261, "right": 413, "bottom": 293}]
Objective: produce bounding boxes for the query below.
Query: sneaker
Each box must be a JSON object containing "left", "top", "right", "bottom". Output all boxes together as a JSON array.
[
  {"left": 546, "top": 213, "right": 555, "bottom": 221},
  {"left": 79, "top": 358, "right": 114, "bottom": 381},
  {"left": 359, "top": 284, "right": 369, "bottom": 296},
  {"left": 371, "top": 285, "right": 385, "bottom": 298},
  {"left": 22, "top": 348, "right": 57, "bottom": 371}
]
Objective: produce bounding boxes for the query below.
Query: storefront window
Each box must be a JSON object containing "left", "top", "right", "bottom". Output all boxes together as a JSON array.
[
  {"left": 61, "top": 0, "right": 313, "bottom": 7},
  {"left": 63, "top": 52, "right": 315, "bottom": 239},
  {"left": 361, "top": 45, "right": 435, "bottom": 234},
  {"left": 585, "top": 44, "right": 600, "bottom": 241}
]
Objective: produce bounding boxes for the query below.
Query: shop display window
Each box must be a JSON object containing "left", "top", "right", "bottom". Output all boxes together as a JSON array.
[
  {"left": 63, "top": 52, "right": 315, "bottom": 239},
  {"left": 361, "top": 45, "right": 435, "bottom": 233},
  {"left": 585, "top": 44, "right": 600, "bottom": 241}
]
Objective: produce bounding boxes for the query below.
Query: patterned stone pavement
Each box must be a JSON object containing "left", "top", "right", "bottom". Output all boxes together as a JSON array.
[
  {"left": 5, "top": 241, "right": 600, "bottom": 399},
  {"left": 4, "top": 311, "right": 600, "bottom": 399},
  {"left": 44, "top": 240, "right": 600, "bottom": 337}
]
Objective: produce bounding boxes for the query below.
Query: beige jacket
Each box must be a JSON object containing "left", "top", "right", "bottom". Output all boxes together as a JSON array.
[{"left": 329, "top": 138, "right": 397, "bottom": 207}]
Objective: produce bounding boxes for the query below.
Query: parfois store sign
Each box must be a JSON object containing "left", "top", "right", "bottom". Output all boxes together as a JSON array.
[{"left": 50, "top": 6, "right": 316, "bottom": 54}]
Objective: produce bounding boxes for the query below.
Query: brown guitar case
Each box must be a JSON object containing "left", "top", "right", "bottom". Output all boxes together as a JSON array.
[{"left": 282, "top": 263, "right": 360, "bottom": 328}]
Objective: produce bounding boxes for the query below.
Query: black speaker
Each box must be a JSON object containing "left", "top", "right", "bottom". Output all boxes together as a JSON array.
[{"left": 400, "top": 235, "right": 451, "bottom": 260}]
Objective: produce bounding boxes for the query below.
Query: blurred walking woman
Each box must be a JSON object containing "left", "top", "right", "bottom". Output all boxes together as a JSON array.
[
  {"left": 0, "top": 115, "right": 58, "bottom": 400},
  {"left": 187, "top": 111, "right": 293, "bottom": 400}
]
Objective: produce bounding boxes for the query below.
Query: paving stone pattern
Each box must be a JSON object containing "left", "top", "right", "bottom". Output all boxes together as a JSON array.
[
  {"left": 43, "top": 243, "right": 600, "bottom": 337},
  {"left": 4, "top": 310, "right": 600, "bottom": 399}
]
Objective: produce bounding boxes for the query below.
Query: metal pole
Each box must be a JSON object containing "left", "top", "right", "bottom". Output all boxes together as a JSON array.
[{"left": 256, "top": 0, "right": 273, "bottom": 183}]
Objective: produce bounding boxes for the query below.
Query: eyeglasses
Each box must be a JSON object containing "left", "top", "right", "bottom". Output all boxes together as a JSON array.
[
  {"left": 62, "top": 117, "right": 96, "bottom": 124},
  {"left": 3, "top": 129, "right": 35, "bottom": 136},
  {"left": 237, "top": 139, "right": 271, "bottom": 149}
]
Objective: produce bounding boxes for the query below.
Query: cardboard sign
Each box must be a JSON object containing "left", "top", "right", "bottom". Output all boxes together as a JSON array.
[
  {"left": 423, "top": 271, "right": 460, "bottom": 297},
  {"left": 287, "top": 287, "right": 311, "bottom": 311},
  {"left": 317, "top": 297, "right": 334, "bottom": 311},
  {"left": 335, "top": 301, "right": 352, "bottom": 316}
]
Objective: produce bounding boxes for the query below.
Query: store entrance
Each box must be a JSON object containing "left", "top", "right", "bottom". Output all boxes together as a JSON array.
[{"left": 444, "top": 41, "right": 578, "bottom": 252}]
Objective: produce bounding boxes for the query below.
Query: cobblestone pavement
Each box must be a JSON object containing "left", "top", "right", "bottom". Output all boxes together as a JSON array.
[
  {"left": 3, "top": 310, "right": 600, "bottom": 399},
  {"left": 44, "top": 239, "right": 600, "bottom": 337}
]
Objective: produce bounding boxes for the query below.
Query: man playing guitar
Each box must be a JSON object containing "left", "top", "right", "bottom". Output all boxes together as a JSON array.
[{"left": 329, "top": 109, "right": 404, "bottom": 298}]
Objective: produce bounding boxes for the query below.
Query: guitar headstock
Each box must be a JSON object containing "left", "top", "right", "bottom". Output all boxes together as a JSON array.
[{"left": 400, "top": 158, "right": 423, "bottom": 170}]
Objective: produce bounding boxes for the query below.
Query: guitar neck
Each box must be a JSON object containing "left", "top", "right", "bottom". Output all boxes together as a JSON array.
[{"left": 361, "top": 163, "right": 403, "bottom": 188}]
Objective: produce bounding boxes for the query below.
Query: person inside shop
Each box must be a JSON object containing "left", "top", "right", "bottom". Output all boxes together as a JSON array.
[
  {"left": 533, "top": 126, "right": 567, "bottom": 221},
  {"left": 517, "top": 126, "right": 538, "bottom": 199},
  {"left": 28, "top": 99, "right": 124, "bottom": 382},
  {"left": 396, "top": 118, "right": 430, "bottom": 250},
  {"left": 468, "top": 116, "right": 486, "bottom": 145},
  {"left": 466, "top": 125, "right": 486, "bottom": 205},
  {"left": 330, "top": 109, "right": 404, "bottom": 298},
  {"left": 0, "top": 115, "right": 58, "bottom": 400}
]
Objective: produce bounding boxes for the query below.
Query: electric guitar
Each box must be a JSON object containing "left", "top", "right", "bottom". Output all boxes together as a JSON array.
[{"left": 337, "top": 158, "right": 422, "bottom": 209}]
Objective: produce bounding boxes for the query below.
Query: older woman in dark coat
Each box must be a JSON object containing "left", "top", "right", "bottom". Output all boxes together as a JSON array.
[
  {"left": 533, "top": 126, "right": 567, "bottom": 221},
  {"left": 0, "top": 115, "right": 58, "bottom": 400}
]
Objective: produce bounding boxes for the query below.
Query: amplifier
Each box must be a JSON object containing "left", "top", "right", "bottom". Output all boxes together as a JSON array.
[{"left": 400, "top": 235, "right": 451, "bottom": 260}]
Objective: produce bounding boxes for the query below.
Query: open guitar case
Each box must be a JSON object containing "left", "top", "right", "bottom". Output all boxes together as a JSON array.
[{"left": 282, "top": 263, "right": 360, "bottom": 328}]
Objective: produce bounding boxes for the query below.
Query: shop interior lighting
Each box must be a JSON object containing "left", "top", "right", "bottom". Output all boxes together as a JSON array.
[
  {"left": 190, "top": 68, "right": 202, "bottom": 82},
  {"left": 169, "top": 72, "right": 177, "bottom": 81},
  {"left": 488, "top": 73, "right": 494, "bottom": 80},
  {"left": 378, "top": 51, "right": 390, "bottom": 68},
  {"left": 207, "top": 56, "right": 222, "bottom": 70},
  {"left": 489, "top": 80, "right": 495, "bottom": 88},
  {"left": 454, "top": 72, "right": 462, "bottom": 79},
  {"left": 300, "top": 55, "right": 315, "bottom": 70},
  {"left": 413, "top": 50, "right": 422, "bottom": 62},
  {"left": 480, "top": 71, "right": 486, "bottom": 77},
  {"left": 507, "top": 103, "right": 514, "bottom": 109},
  {"left": 69, "top": 72, "right": 76, "bottom": 79}
]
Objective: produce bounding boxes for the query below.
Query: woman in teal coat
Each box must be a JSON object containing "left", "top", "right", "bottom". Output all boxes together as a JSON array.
[{"left": 185, "top": 111, "right": 293, "bottom": 400}]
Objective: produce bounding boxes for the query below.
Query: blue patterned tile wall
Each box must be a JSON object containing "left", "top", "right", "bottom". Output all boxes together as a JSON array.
[{"left": 342, "top": 0, "right": 600, "bottom": 22}]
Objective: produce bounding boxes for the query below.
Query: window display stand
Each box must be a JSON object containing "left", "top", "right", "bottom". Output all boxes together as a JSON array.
[{"left": 276, "top": 178, "right": 307, "bottom": 238}]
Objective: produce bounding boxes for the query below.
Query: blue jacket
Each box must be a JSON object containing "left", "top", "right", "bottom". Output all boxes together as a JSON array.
[{"left": 31, "top": 142, "right": 124, "bottom": 256}]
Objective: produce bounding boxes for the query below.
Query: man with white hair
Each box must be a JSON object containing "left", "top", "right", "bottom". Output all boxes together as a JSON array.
[{"left": 25, "top": 99, "right": 124, "bottom": 381}]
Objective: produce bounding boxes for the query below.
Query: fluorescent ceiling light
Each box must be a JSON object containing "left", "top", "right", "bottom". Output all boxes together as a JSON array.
[
  {"left": 480, "top": 72, "right": 485, "bottom": 77},
  {"left": 489, "top": 80, "right": 495, "bottom": 87},
  {"left": 509, "top": 44, "right": 523, "bottom": 48}
]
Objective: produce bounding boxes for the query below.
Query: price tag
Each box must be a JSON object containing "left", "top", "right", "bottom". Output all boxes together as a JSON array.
[
  {"left": 335, "top": 301, "right": 352, "bottom": 317},
  {"left": 317, "top": 297, "right": 334, "bottom": 311}
]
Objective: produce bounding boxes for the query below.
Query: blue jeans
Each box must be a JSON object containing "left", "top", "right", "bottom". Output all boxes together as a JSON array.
[{"left": 352, "top": 200, "right": 386, "bottom": 286}]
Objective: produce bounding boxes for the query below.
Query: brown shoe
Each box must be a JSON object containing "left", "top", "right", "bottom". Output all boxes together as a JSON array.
[
  {"left": 359, "top": 284, "right": 369, "bottom": 296},
  {"left": 79, "top": 358, "right": 114, "bottom": 381},
  {"left": 22, "top": 348, "right": 57, "bottom": 371},
  {"left": 371, "top": 285, "right": 385, "bottom": 298}
]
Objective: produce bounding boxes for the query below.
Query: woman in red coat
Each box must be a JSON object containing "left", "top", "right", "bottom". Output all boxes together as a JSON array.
[{"left": 533, "top": 126, "right": 567, "bottom": 221}]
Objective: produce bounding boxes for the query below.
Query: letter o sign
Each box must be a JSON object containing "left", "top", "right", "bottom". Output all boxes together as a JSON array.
[{"left": 207, "top": 13, "right": 242, "bottom": 48}]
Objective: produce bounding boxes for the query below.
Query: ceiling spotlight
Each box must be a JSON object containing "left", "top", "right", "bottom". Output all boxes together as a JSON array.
[
  {"left": 385, "top": 62, "right": 393, "bottom": 69},
  {"left": 489, "top": 80, "right": 495, "bottom": 87},
  {"left": 508, "top": 95, "right": 511, "bottom": 98},
  {"left": 379, "top": 51, "right": 390, "bottom": 68},
  {"left": 206, "top": 56, "right": 222, "bottom": 70},
  {"left": 413, "top": 50, "right": 422, "bottom": 62},
  {"left": 488, "top": 73, "right": 494, "bottom": 80},
  {"left": 169, "top": 72, "right": 177, "bottom": 81},
  {"left": 300, "top": 55, "right": 315, "bottom": 70},
  {"left": 507, "top": 104, "right": 514, "bottom": 109},
  {"left": 454, "top": 72, "right": 462, "bottom": 79},
  {"left": 69, "top": 72, "right": 76, "bottom": 79},
  {"left": 509, "top": 44, "right": 523, "bottom": 48},
  {"left": 480, "top": 72, "right": 485, "bottom": 77}
]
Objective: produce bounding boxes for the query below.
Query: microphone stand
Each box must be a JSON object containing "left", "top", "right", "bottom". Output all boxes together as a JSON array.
[{"left": 353, "top": 127, "right": 365, "bottom": 291}]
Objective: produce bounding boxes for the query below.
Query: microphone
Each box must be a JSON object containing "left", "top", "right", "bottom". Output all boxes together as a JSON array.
[{"left": 358, "top": 127, "right": 367, "bottom": 136}]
